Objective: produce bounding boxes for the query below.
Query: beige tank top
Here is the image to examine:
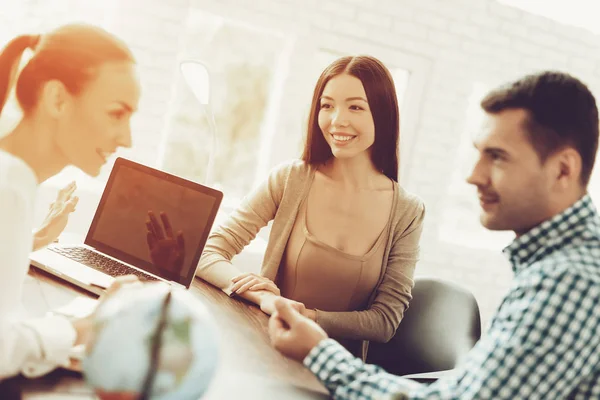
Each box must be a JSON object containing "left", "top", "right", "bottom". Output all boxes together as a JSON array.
[{"left": 276, "top": 195, "right": 390, "bottom": 313}]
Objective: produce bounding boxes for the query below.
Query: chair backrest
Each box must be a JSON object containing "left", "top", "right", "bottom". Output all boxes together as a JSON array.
[{"left": 366, "top": 277, "right": 482, "bottom": 376}]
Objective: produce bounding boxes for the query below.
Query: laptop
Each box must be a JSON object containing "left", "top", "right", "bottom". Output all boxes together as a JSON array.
[{"left": 30, "top": 157, "right": 223, "bottom": 296}]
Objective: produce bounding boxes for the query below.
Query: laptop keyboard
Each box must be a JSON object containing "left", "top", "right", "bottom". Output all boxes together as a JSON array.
[{"left": 49, "top": 246, "right": 159, "bottom": 282}]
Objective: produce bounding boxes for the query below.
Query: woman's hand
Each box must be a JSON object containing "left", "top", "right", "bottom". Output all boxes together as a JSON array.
[
  {"left": 230, "top": 272, "right": 280, "bottom": 296},
  {"left": 259, "top": 292, "right": 306, "bottom": 316},
  {"left": 33, "top": 182, "right": 78, "bottom": 251}
]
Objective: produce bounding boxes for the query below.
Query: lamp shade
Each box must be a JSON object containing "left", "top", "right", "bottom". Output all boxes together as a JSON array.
[
  {"left": 178, "top": 59, "right": 217, "bottom": 186},
  {"left": 179, "top": 60, "right": 211, "bottom": 105}
]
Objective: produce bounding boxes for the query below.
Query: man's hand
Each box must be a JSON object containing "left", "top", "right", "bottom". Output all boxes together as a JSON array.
[
  {"left": 33, "top": 181, "right": 78, "bottom": 251},
  {"left": 268, "top": 297, "right": 328, "bottom": 362}
]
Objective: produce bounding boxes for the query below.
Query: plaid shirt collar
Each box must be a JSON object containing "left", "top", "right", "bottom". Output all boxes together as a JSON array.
[{"left": 503, "top": 194, "right": 598, "bottom": 274}]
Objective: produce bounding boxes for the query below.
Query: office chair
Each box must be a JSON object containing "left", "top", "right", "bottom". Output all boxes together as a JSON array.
[
  {"left": 0, "top": 378, "right": 21, "bottom": 399},
  {"left": 366, "top": 277, "right": 481, "bottom": 379}
]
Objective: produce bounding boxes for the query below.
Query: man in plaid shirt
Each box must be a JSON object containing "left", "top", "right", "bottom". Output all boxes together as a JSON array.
[{"left": 268, "top": 71, "right": 600, "bottom": 399}]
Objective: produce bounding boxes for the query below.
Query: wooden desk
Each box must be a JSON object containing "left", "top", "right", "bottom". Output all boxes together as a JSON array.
[{"left": 10, "top": 267, "right": 329, "bottom": 399}]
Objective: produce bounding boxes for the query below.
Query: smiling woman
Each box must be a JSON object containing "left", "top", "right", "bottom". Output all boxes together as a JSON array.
[
  {"left": 318, "top": 75, "right": 375, "bottom": 158},
  {"left": 0, "top": 23, "right": 142, "bottom": 380},
  {"left": 196, "top": 55, "right": 425, "bottom": 361},
  {"left": 303, "top": 56, "right": 400, "bottom": 182},
  {"left": 0, "top": 24, "right": 140, "bottom": 180}
]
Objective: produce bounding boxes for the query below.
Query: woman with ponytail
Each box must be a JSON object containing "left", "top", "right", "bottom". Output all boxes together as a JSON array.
[{"left": 0, "top": 24, "right": 141, "bottom": 379}]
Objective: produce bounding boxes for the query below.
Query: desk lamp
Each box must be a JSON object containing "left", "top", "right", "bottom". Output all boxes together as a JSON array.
[{"left": 179, "top": 60, "right": 217, "bottom": 186}]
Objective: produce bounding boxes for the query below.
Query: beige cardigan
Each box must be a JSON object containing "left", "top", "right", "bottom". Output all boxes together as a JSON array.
[{"left": 196, "top": 160, "right": 425, "bottom": 358}]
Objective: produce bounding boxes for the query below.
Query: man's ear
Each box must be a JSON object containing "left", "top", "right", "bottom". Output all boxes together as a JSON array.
[
  {"left": 552, "top": 147, "right": 582, "bottom": 190},
  {"left": 39, "top": 79, "right": 69, "bottom": 118}
]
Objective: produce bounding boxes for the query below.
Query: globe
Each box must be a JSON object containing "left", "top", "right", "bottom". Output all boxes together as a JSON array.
[{"left": 83, "top": 282, "right": 220, "bottom": 400}]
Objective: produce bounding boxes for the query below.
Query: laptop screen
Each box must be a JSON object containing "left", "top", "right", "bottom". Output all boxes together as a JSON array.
[{"left": 85, "top": 158, "right": 223, "bottom": 288}]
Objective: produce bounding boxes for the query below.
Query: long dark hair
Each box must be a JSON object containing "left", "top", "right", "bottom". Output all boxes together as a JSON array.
[
  {"left": 301, "top": 55, "right": 400, "bottom": 182},
  {"left": 0, "top": 24, "right": 135, "bottom": 117}
]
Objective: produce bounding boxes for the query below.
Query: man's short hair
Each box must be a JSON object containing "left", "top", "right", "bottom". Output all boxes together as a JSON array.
[{"left": 481, "top": 71, "right": 599, "bottom": 186}]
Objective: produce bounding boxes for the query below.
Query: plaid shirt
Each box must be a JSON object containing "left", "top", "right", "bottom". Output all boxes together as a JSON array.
[{"left": 305, "top": 194, "right": 600, "bottom": 399}]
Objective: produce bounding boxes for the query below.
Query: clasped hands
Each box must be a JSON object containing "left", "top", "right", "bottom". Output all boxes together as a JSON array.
[
  {"left": 229, "top": 273, "right": 316, "bottom": 320},
  {"left": 229, "top": 274, "right": 329, "bottom": 363}
]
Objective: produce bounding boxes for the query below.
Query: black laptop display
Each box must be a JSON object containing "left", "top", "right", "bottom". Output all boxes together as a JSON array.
[{"left": 84, "top": 157, "right": 223, "bottom": 287}]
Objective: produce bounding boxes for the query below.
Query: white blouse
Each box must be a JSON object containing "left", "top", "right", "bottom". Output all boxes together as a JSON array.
[{"left": 0, "top": 149, "right": 76, "bottom": 379}]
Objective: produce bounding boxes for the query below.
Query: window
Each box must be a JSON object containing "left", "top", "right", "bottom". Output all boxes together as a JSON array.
[
  {"left": 160, "top": 9, "right": 292, "bottom": 204},
  {"left": 438, "top": 82, "right": 514, "bottom": 250}
]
